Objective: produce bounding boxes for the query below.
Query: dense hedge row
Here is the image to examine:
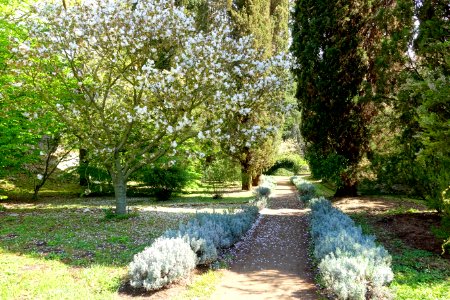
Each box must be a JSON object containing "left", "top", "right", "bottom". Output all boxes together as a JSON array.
[
  {"left": 128, "top": 176, "right": 275, "bottom": 291},
  {"left": 292, "top": 177, "right": 394, "bottom": 299}
]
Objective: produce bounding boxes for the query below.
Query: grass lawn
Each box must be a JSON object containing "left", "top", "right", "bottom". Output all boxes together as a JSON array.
[{"left": 0, "top": 178, "right": 253, "bottom": 299}]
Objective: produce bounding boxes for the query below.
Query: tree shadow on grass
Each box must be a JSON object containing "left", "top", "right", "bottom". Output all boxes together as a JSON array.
[{"left": 0, "top": 206, "right": 195, "bottom": 269}]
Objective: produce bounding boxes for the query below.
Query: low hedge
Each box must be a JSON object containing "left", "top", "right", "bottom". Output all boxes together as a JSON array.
[
  {"left": 291, "top": 177, "right": 394, "bottom": 300},
  {"left": 291, "top": 176, "right": 316, "bottom": 202},
  {"left": 128, "top": 176, "right": 275, "bottom": 291}
]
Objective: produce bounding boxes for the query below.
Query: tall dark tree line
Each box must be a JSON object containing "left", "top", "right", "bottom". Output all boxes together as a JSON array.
[
  {"left": 372, "top": 0, "right": 449, "bottom": 211},
  {"left": 291, "top": 0, "right": 414, "bottom": 196}
]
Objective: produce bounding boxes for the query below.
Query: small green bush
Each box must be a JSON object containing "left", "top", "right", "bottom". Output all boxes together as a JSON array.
[{"left": 138, "top": 165, "right": 191, "bottom": 200}]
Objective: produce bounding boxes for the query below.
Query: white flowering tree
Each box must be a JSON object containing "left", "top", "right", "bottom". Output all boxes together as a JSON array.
[
  {"left": 217, "top": 48, "right": 292, "bottom": 189},
  {"left": 14, "top": 0, "right": 290, "bottom": 213}
]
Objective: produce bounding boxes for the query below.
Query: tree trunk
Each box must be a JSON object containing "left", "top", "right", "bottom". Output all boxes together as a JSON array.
[
  {"left": 79, "top": 148, "right": 89, "bottom": 186},
  {"left": 32, "top": 184, "right": 43, "bottom": 200},
  {"left": 113, "top": 174, "right": 127, "bottom": 215},
  {"left": 252, "top": 173, "right": 261, "bottom": 186},
  {"left": 111, "top": 158, "right": 128, "bottom": 215},
  {"left": 240, "top": 147, "right": 252, "bottom": 191},
  {"left": 241, "top": 169, "right": 252, "bottom": 190},
  {"left": 334, "top": 183, "right": 358, "bottom": 197}
]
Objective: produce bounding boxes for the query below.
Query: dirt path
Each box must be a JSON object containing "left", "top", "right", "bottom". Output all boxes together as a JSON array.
[{"left": 210, "top": 177, "right": 318, "bottom": 300}]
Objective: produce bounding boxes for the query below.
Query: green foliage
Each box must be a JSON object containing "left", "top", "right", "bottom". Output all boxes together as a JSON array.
[
  {"left": 351, "top": 212, "right": 450, "bottom": 300},
  {"left": 367, "top": 0, "right": 449, "bottom": 214},
  {"left": 305, "top": 149, "right": 348, "bottom": 188},
  {"left": 266, "top": 152, "right": 308, "bottom": 175},
  {"left": 228, "top": 0, "right": 289, "bottom": 56},
  {"left": 443, "top": 237, "right": 450, "bottom": 255},
  {"left": 202, "top": 157, "right": 241, "bottom": 197},
  {"left": 137, "top": 165, "right": 192, "bottom": 201},
  {"left": 102, "top": 208, "right": 138, "bottom": 221},
  {"left": 291, "top": 0, "right": 413, "bottom": 195}
]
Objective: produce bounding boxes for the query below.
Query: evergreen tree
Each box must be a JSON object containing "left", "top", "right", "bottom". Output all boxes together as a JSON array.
[
  {"left": 391, "top": 0, "right": 450, "bottom": 212},
  {"left": 291, "top": 0, "right": 413, "bottom": 196},
  {"left": 228, "top": 0, "right": 289, "bottom": 56}
]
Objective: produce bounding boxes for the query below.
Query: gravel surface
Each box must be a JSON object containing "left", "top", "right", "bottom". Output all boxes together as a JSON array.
[{"left": 210, "top": 177, "right": 318, "bottom": 299}]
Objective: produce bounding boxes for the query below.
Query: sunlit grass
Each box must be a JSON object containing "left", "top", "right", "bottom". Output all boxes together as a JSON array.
[
  {"left": 176, "top": 270, "right": 223, "bottom": 300},
  {"left": 0, "top": 207, "right": 193, "bottom": 267},
  {"left": 0, "top": 250, "right": 122, "bottom": 300}
]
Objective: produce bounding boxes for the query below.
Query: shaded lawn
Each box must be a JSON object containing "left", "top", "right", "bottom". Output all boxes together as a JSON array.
[{"left": 351, "top": 212, "right": 450, "bottom": 300}]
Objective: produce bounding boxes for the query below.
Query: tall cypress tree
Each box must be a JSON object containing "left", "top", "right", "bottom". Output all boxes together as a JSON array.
[
  {"left": 227, "top": 0, "right": 289, "bottom": 55},
  {"left": 291, "top": 0, "right": 413, "bottom": 196}
]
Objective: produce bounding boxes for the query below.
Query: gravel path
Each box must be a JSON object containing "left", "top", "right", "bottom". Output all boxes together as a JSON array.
[{"left": 210, "top": 177, "right": 318, "bottom": 299}]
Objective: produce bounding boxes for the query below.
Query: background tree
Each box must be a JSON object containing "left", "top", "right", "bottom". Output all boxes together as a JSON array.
[
  {"left": 1, "top": 0, "right": 71, "bottom": 196},
  {"left": 369, "top": 0, "right": 449, "bottom": 212},
  {"left": 217, "top": 50, "right": 291, "bottom": 190},
  {"left": 165, "top": 0, "right": 292, "bottom": 190},
  {"left": 291, "top": 0, "right": 413, "bottom": 196},
  {"left": 223, "top": 0, "right": 290, "bottom": 189}
]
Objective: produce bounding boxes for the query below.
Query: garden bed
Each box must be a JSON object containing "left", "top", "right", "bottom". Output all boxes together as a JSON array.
[{"left": 333, "top": 197, "right": 450, "bottom": 259}]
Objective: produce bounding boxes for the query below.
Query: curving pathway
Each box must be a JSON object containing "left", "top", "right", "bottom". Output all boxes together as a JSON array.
[{"left": 210, "top": 177, "right": 318, "bottom": 299}]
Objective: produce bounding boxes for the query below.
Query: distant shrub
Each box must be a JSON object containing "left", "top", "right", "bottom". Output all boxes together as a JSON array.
[
  {"left": 309, "top": 197, "right": 393, "bottom": 299},
  {"left": 129, "top": 237, "right": 196, "bottom": 290},
  {"left": 272, "top": 167, "right": 294, "bottom": 176}
]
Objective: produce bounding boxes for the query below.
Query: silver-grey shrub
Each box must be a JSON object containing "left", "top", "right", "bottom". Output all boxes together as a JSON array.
[
  {"left": 128, "top": 237, "right": 196, "bottom": 291},
  {"left": 291, "top": 176, "right": 316, "bottom": 202},
  {"left": 309, "top": 197, "right": 393, "bottom": 299},
  {"left": 169, "top": 206, "right": 260, "bottom": 264},
  {"left": 129, "top": 176, "right": 276, "bottom": 291}
]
